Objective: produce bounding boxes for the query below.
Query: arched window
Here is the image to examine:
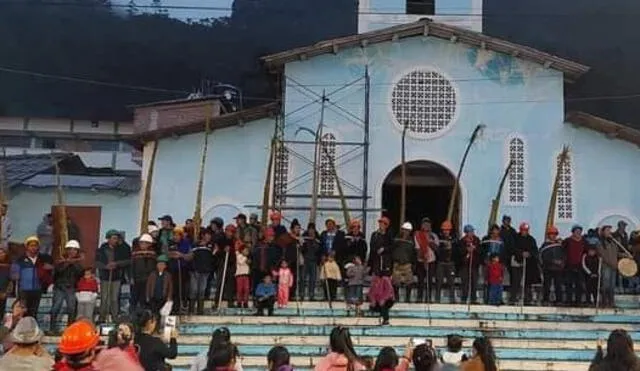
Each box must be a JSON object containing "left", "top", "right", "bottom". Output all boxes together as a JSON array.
[
  {"left": 319, "top": 133, "right": 337, "bottom": 196},
  {"left": 556, "top": 155, "right": 574, "bottom": 221},
  {"left": 506, "top": 136, "right": 527, "bottom": 205},
  {"left": 273, "top": 144, "right": 289, "bottom": 205}
]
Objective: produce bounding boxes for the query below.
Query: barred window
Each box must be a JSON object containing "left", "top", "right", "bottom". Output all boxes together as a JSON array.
[
  {"left": 556, "top": 155, "right": 574, "bottom": 221},
  {"left": 507, "top": 137, "right": 526, "bottom": 205},
  {"left": 273, "top": 144, "right": 289, "bottom": 205},
  {"left": 319, "top": 133, "right": 337, "bottom": 196},
  {"left": 391, "top": 70, "right": 457, "bottom": 135}
]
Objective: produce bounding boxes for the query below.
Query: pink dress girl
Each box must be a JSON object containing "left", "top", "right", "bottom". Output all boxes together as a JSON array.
[{"left": 277, "top": 266, "right": 294, "bottom": 308}]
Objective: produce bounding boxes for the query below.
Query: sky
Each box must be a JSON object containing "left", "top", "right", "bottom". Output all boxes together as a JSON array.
[{"left": 111, "top": 0, "right": 232, "bottom": 20}]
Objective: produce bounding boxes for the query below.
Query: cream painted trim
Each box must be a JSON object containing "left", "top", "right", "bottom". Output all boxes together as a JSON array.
[{"left": 386, "top": 65, "right": 461, "bottom": 141}]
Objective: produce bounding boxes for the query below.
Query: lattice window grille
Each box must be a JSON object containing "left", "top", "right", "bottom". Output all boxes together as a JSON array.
[
  {"left": 507, "top": 137, "right": 526, "bottom": 205},
  {"left": 273, "top": 144, "right": 289, "bottom": 205},
  {"left": 319, "top": 133, "right": 337, "bottom": 196},
  {"left": 391, "top": 70, "right": 457, "bottom": 134},
  {"left": 556, "top": 156, "right": 574, "bottom": 221}
]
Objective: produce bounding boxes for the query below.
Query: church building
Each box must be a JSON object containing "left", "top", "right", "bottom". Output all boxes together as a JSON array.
[{"left": 137, "top": 1, "right": 640, "bottom": 238}]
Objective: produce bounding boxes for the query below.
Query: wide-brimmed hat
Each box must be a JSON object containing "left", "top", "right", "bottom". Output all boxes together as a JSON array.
[{"left": 10, "top": 317, "right": 43, "bottom": 344}]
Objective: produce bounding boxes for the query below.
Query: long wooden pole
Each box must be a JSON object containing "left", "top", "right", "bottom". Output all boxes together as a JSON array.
[
  {"left": 321, "top": 144, "right": 350, "bottom": 226},
  {"left": 52, "top": 155, "right": 68, "bottom": 257},
  {"left": 140, "top": 141, "right": 159, "bottom": 235},
  {"left": 546, "top": 145, "right": 570, "bottom": 230},
  {"left": 309, "top": 91, "right": 327, "bottom": 226},
  {"left": 0, "top": 165, "right": 6, "bottom": 247},
  {"left": 260, "top": 137, "right": 276, "bottom": 227},
  {"left": 447, "top": 124, "right": 485, "bottom": 222},
  {"left": 488, "top": 160, "right": 513, "bottom": 232},
  {"left": 193, "top": 104, "right": 213, "bottom": 239},
  {"left": 399, "top": 123, "right": 408, "bottom": 227}
]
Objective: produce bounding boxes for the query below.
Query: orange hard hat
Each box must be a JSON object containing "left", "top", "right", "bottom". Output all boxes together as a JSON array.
[
  {"left": 59, "top": 320, "right": 100, "bottom": 355},
  {"left": 441, "top": 220, "right": 453, "bottom": 230},
  {"left": 547, "top": 225, "right": 559, "bottom": 235}
]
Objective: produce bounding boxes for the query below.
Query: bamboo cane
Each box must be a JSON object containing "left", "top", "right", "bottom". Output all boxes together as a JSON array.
[
  {"left": 320, "top": 143, "right": 350, "bottom": 226},
  {"left": 193, "top": 105, "right": 213, "bottom": 240},
  {"left": 447, "top": 124, "right": 485, "bottom": 222},
  {"left": 400, "top": 123, "right": 408, "bottom": 227},
  {"left": 596, "top": 257, "right": 602, "bottom": 313},
  {"left": 546, "top": 146, "right": 570, "bottom": 230},
  {"left": 52, "top": 155, "right": 69, "bottom": 258},
  {"left": 0, "top": 165, "right": 6, "bottom": 248},
  {"left": 466, "top": 251, "right": 473, "bottom": 312},
  {"left": 309, "top": 92, "right": 327, "bottom": 226},
  {"left": 217, "top": 250, "right": 230, "bottom": 316},
  {"left": 261, "top": 137, "right": 276, "bottom": 227},
  {"left": 520, "top": 257, "right": 527, "bottom": 314},
  {"left": 140, "top": 141, "right": 159, "bottom": 235},
  {"left": 488, "top": 160, "right": 514, "bottom": 232}
]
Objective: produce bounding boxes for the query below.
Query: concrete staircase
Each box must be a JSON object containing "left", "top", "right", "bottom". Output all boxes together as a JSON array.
[{"left": 20, "top": 290, "right": 640, "bottom": 371}]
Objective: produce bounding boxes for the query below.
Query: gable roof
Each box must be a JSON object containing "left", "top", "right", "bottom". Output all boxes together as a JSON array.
[
  {"left": 565, "top": 111, "right": 640, "bottom": 147},
  {"left": 136, "top": 102, "right": 280, "bottom": 143},
  {"left": 261, "top": 18, "right": 590, "bottom": 82}
]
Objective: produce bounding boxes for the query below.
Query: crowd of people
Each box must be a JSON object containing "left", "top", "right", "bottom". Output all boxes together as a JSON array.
[
  {"left": 0, "top": 315, "right": 633, "bottom": 371},
  {"left": 0, "top": 207, "right": 638, "bottom": 331}
]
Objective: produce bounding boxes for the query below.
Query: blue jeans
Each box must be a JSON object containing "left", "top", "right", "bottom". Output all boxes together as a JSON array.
[
  {"left": 52, "top": 287, "right": 76, "bottom": 316},
  {"left": 488, "top": 284, "right": 503, "bottom": 305},
  {"left": 601, "top": 265, "right": 617, "bottom": 292},
  {"left": 347, "top": 285, "right": 363, "bottom": 305},
  {"left": 302, "top": 264, "right": 317, "bottom": 300},
  {"left": 190, "top": 272, "right": 210, "bottom": 300}
]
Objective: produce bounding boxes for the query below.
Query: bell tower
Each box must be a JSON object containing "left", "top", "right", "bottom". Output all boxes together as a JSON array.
[{"left": 358, "top": 0, "right": 483, "bottom": 33}]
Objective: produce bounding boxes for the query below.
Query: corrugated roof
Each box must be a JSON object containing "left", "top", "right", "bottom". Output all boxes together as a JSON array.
[
  {"left": 0, "top": 153, "right": 72, "bottom": 189},
  {"left": 261, "top": 18, "right": 590, "bottom": 82},
  {"left": 22, "top": 174, "right": 141, "bottom": 192}
]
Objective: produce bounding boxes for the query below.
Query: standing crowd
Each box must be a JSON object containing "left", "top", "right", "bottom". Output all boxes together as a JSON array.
[{"left": 0, "top": 206, "right": 638, "bottom": 330}]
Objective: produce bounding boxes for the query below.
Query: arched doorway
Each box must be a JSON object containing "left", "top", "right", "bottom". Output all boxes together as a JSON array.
[{"left": 381, "top": 160, "right": 461, "bottom": 234}]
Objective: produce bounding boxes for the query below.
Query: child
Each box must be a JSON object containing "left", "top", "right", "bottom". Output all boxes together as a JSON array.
[
  {"left": 319, "top": 252, "right": 342, "bottom": 301},
  {"left": 76, "top": 267, "right": 99, "bottom": 322},
  {"left": 277, "top": 260, "right": 293, "bottom": 308},
  {"left": 235, "top": 243, "right": 251, "bottom": 309},
  {"left": 255, "top": 274, "right": 276, "bottom": 316},
  {"left": 440, "top": 334, "right": 468, "bottom": 367},
  {"left": 486, "top": 253, "right": 504, "bottom": 305},
  {"left": 368, "top": 268, "right": 394, "bottom": 326},
  {"left": 582, "top": 242, "right": 600, "bottom": 305},
  {"left": 346, "top": 256, "right": 367, "bottom": 316},
  {"left": 146, "top": 255, "right": 173, "bottom": 318}
]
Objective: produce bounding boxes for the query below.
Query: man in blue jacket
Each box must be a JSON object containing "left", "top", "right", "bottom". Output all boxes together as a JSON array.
[
  {"left": 11, "top": 236, "right": 53, "bottom": 317},
  {"left": 96, "top": 229, "right": 131, "bottom": 323}
]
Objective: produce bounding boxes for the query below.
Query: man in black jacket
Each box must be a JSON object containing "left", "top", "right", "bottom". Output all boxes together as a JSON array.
[{"left": 96, "top": 229, "right": 131, "bottom": 323}]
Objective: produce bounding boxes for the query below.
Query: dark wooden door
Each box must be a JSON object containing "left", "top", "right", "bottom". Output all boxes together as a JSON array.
[{"left": 52, "top": 206, "right": 101, "bottom": 268}]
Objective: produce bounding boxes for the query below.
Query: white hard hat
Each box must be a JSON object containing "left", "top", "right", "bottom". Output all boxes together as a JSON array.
[
  {"left": 401, "top": 222, "right": 413, "bottom": 231},
  {"left": 148, "top": 225, "right": 159, "bottom": 234},
  {"left": 139, "top": 233, "right": 154, "bottom": 243},
  {"left": 65, "top": 240, "right": 81, "bottom": 249}
]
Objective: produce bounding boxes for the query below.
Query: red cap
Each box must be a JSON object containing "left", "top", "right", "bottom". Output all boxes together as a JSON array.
[
  {"left": 519, "top": 222, "right": 530, "bottom": 232},
  {"left": 269, "top": 210, "right": 282, "bottom": 221},
  {"left": 378, "top": 216, "right": 390, "bottom": 226}
]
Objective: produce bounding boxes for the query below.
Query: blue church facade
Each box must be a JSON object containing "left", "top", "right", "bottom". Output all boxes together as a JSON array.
[{"left": 143, "top": 19, "right": 640, "bottom": 240}]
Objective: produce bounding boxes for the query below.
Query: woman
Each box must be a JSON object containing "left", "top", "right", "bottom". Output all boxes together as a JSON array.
[
  {"left": 268, "top": 346, "right": 293, "bottom": 371},
  {"left": 0, "top": 317, "right": 53, "bottom": 371},
  {"left": 1, "top": 299, "right": 27, "bottom": 352},
  {"left": 314, "top": 326, "right": 366, "bottom": 371},
  {"left": 461, "top": 337, "right": 497, "bottom": 371},
  {"left": 190, "top": 327, "right": 244, "bottom": 371},
  {"left": 589, "top": 329, "right": 640, "bottom": 371},
  {"left": 412, "top": 343, "right": 439, "bottom": 371},
  {"left": 108, "top": 321, "right": 140, "bottom": 365},
  {"left": 134, "top": 309, "right": 178, "bottom": 371},
  {"left": 373, "top": 345, "right": 411, "bottom": 371},
  {"left": 206, "top": 342, "right": 237, "bottom": 371}
]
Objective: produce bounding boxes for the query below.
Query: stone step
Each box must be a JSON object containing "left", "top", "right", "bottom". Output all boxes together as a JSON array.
[{"left": 167, "top": 355, "right": 590, "bottom": 371}]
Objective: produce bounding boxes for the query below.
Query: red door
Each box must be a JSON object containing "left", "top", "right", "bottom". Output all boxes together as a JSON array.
[{"left": 52, "top": 206, "right": 101, "bottom": 268}]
